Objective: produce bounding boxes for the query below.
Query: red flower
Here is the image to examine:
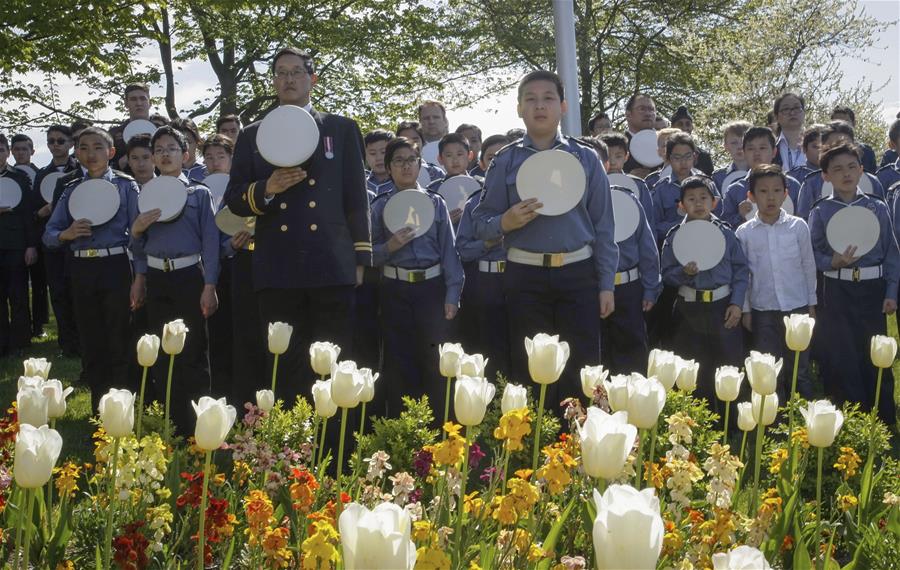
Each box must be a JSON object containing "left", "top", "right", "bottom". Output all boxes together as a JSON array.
[{"left": 113, "top": 521, "right": 150, "bottom": 570}]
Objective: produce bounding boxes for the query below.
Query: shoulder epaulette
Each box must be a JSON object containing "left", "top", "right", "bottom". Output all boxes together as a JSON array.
[
  {"left": 810, "top": 195, "right": 832, "bottom": 210},
  {"left": 864, "top": 193, "right": 886, "bottom": 204},
  {"left": 110, "top": 169, "right": 136, "bottom": 182},
  {"left": 492, "top": 140, "right": 520, "bottom": 159},
  {"left": 569, "top": 137, "right": 594, "bottom": 150}
]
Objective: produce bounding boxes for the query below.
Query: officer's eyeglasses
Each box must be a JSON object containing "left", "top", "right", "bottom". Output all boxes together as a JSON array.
[
  {"left": 47, "top": 138, "right": 68, "bottom": 145},
  {"left": 154, "top": 146, "right": 183, "bottom": 155},
  {"left": 670, "top": 152, "right": 696, "bottom": 162},
  {"left": 779, "top": 105, "right": 804, "bottom": 115},
  {"left": 274, "top": 69, "right": 309, "bottom": 80},
  {"left": 390, "top": 157, "right": 420, "bottom": 167}
]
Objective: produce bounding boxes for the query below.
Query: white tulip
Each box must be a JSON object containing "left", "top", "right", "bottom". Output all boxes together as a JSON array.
[
  {"left": 675, "top": 358, "right": 699, "bottom": 392},
  {"left": 712, "top": 545, "right": 772, "bottom": 570},
  {"left": 580, "top": 365, "right": 609, "bottom": 399},
  {"left": 17, "top": 375, "right": 44, "bottom": 391},
  {"left": 267, "top": 321, "right": 293, "bottom": 355},
  {"left": 525, "top": 333, "right": 570, "bottom": 385},
  {"left": 870, "top": 335, "right": 897, "bottom": 369},
  {"left": 454, "top": 375, "right": 496, "bottom": 426},
  {"left": 43, "top": 379, "right": 74, "bottom": 420},
  {"left": 161, "top": 319, "right": 189, "bottom": 355},
  {"left": 592, "top": 485, "right": 663, "bottom": 570},
  {"left": 744, "top": 351, "right": 782, "bottom": 396},
  {"left": 800, "top": 400, "right": 844, "bottom": 448},
  {"left": 192, "top": 396, "right": 237, "bottom": 451},
  {"left": 330, "top": 361, "right": 365, "bottom": 409},
  {"left": 456, "top": 353, "right": 488, "bottom": 378},
  {"left": 310, "top": 341, "right": 341, "bottom": 377},
  {"left": 339, "top": 502, "right": 417, "bottom": 570},
  {"left": 14, "top": 424, "right": 63, "bottom": 488},
  {"left": 98, "top": 388, "right": 135, "bottom": 437},
  {"left": 359, "top": 368, "right": 379, "bottom": 404},
  {"left": 648, "top": 349, "right": 680, "bottom": 390},
  {"left": 750, "top": 392, "right": 778, "bottom": 426},
  {"left": 736, "top": 402, "right": 757, "bottom": 432},
  {"left": 783, "top": 314, "right": 815, "bottom": 352},
  {"left": 625, "top": 374, "right": 667, "bottom": 429},
  {"left": 715, "top": 366, "right": 744, "bottom": 403},
  {"left": 136, "top": 334, "right": 161, "bottom": 367},
  {"left": 17, "top": 385, "right": 49, "bottom": 427},
  {"left": 577, "top": 407, "right": 637, "bottom": 480},
  {"left": 312, "top": 379, "right": 338, "bottom": 418},
  {"left": 501, "top": 383, "right": 528, "bottom": 413},
  {"left": 23, "top": 357, "right": 51, "bottom": 380},
  {"left": 256, "top": 389, "right": 275, "bottom": 412},
  {"left": 438, "top": 342, "right": 465, "bottom": 378},
  {"left": 603, "top": 374, "right": 631, "bottom": 412}
]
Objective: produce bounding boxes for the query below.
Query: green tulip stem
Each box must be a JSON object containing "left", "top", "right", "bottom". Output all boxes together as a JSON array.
[
  {"left": 750, "top": 396, "right": 768, "bottom": 516},
  {"left": 270, "top": 353, "right": 280, "bottom": 394},
  {"left": 442, "top": 376, "right": 453, "bottom": 440},
  {"left": 788, "top": 349, "right": 801, "bottom": 475},
  {"left": 646, "top": 423, "right": 659, "bottom": 486},
  {"left": 336, "top": 407, "right": 349, "bottom": 517},
  {"left": 137, "top": 366, "right": 149, "bottom": 439},
  {"left": 163, "top": 353, "right": 176, "bottom": 446},
  {"left": 722, "top": 402, "right": 730, "bottom": 445},
  {"left": 359, "top": 401, "right": 367, "bottom": 441},
  {"left": 739, "top": 430, "right": 749, "bottom": 465},
  {"left": 859, "top": 366, "right": 886, "bottom": 514},
  {"left": 531, "top": 384, "right": 547, "bottom": 472},
  {"left": 197, "top": 450, "right": 212, "bottom": 570},
  {"left": 872, "top": 367, "right": 884, "bottom": 423},
  {"left": 815, "top": 446, "right": 824, "bottom": 524},
  {"left": 501, "top": 447, "right": 511, "bottom": 494},
  {"left": 47, "top": 418, "right": 56, "bottom": 534},
  {"left": 456, "top": 425, "right": 473, "bottom": 542},
  {"left": 14, "top": 487, "right": 24, "bottom": 568},
  {"left": 317, "top": 418, "right": 328, "bottom": 467},
  {"left": 634, "top": 429, "right": 645, "bottom": 488},
  {"left": 22, "top": 488, "right": 35, "bottom": 570},
  {"left": 596, "top": 477, "right": 607, "bottom": 495},
  {"left": 103, "top": 435, "right": 121, "bottom": 570}
]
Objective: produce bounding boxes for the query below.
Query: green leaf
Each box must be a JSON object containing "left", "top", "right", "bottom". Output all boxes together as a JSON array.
[{"left": 535, "top": 495, "right": 577, "bottom": 570}]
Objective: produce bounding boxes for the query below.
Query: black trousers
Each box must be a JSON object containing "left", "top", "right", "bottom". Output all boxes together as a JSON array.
[
  {"left": 208, "top": 257, "right": 233, "bottom": 399},
  {"left": 471, "top": 268, "right": 511, "bottom": 380},
  {"left": 0, "top": 249, "right": 31, "bottom": 354},
  {"left": 231, "top": 251, "right": 266, "bottom": 409},
  {"left": 353, "top": 267, "right": 382, "bottom": 371},
  {"left": 751, "top": 307, "right": 813, "bottom": 401},
  {"left": 70, "top": 254, "right": 132, "bottom": 412},
  {"left": 145, "top": 265, "right": 211, "bottom": 436},
  {"left": 457, "top": 261, "right": 480, "bottom": 353},
  {"left": 601, "top": 279, "right": 649, "bottom": 376},
  {"left": 44, "top": 248, "right": 79, "bottom": 354},
  {"left": 28, "top": 246, "right": 49, "bottom": 331}
]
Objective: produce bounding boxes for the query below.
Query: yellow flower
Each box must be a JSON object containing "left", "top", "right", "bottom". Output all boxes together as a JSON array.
[
  {"left": 838, "top": 494, "right": 858, "bottom": 511},
  {"left": 758, "top": 488, "right": 783, "bottom": 517},
  {"left": 443, "top": 422, "right": 463, "bottom": 439},
  {"left": 768, "top": 448, "right": 788, "bottom": 475},
  {"left": 493, "top": 408, "right": 532, "bottom": 452},
  {"left": 262, "top": 527, "right": 293, "bottom": 568},
  {"left": 469, "top": 563, "right": 483, "bottom": 570},
  {"left": 536, "top": 444, "right": 577, "bottom": 495},
  {"left": 791, "top": 427, "right": 809, "bottom": 449},
  {"left": 464, "top": 492, "right": 485, "bottom": 518},
  {"left": 413, "top": 520, "right": 436, "bottom": 543},
  {"left": 301, "top": 520, "right": 340, "bottom": 570},
  {"left": 514, "top": 468, "right": 534, "bottom": 480},
  {"left": 415, "top": 546, "right": 451, "bottom": 570},
  {"left": 834, "top": 447, "right": 861, "bottom": 480},
  {"left": 55, "top": 562, "right": 75, "bottom": 570},
  {"left": 527, "top": 543, "right": 546, "bottom": 562},
  {"left": 426, "top": 423, "right": 467, "bottom": 467},
  {"left": 244, "top": 489, "right": 275, "bottom": 546},
  {"left": 53, "top": 462, "right": 82, "bottom": 497}
]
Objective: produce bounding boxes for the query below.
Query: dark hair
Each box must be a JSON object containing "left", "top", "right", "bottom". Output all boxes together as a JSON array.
[
  {"left": 10, "top": 134, "right": 33, "bottom": 149},
  {"left": 395, "top": 121, "right": 424, "bottom": 142},
  {"left": 506, "top": 128, "right": 525, "bottom": 140},
  {"left": 271, "top": 47, "right": 315, "bottom": 75},
  {"left": 126, "top": 133, "right": 152, "bottom": 155},
  {"left": 0, "top": 134, "right": 8, "bottom": 150},
  {"left": 438, "top": 132, "right": 469, "bottom": 155},
  {"left": 46, "top": 124, "right": 72, "bottom": 138},
  {"left": 70, "top": 120, "right": 92, "bottom": 135},
  {"left": 517, "top": 70, "right": 564, "bottom": 102},
  {"left": 170, "top": 117, "right": 201, "bottom": 144},
  {"left": 216, "top": 114, "right": 242, "bottom": 132},
  {"left": 77, "top": 127, "right": 114, "bottom": 148},
  {"left": 820, "top": 142, "right": 862, "bottom": 172},
  {"left": 600, "top": 132, "right": 629, "bottom": 153},
  {"left": 455, "top": 123, "right": 482, "bottom": 140},
  {"left": 723, "top": 121, "right": 752, "bottom": 140},
  {"left": 149, "top": 113, "right": 169, "bottom": 127},
  {"left": 625, "top": 93, "right": 653, "bottom": 112},
  {"left": 670, "top": 106, "right": 692, "bottom": 124},
  {"left": 747, "top": 164, "right": 786, "bottom": 194},
  {"left": 151, "top": 125, "right": 187, "bottom": 153},
  {"left": 202, "top": 133, "right": 234, "bottom": 156},
  {"left": 417, "top": 100, "right": 447, "bottom": 119},
  {"left": 364, "top": 129, "right": 395, "bottom": 147},
  {"left": 665, "top": 132, "right": 696, "bottom": 158},
  {"left": 124, "top": 83, "right": 150, "bottom": 98},
  {"left": 588, "top": 112, "right": 610, "bottom": 132},
  {"left": 889, "top": 119, "right": 900, "bottom": 145},
  {"left": 384, "top": 137, "right": 420, "bottom": 175},
  {"left": 821, "top": 120, "right": 855, "bottom": 144},
  {"left": 802, "top": 124, "right": 825, "bottom": 149},
  {"left": 479, "top": 134, "right": 509, "bottom": 161},
  {"left": 679, "top": 175, "right": 717, "bottom": 201},
  {"left": 578, "top": 136, "right": 608, "bottom": 163},
  {"left": 742, "top": 126, "right": 776, "bottom": 149},
  {"left": 830, "top": 105, "right": 856, "bottom": 125},
  {"left": 773, "top": 92, "right": 805, "bottom": 115}
]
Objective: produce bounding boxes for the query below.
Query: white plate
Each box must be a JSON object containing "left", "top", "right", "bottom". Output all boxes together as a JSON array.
[
  {"left": 744, "top": 195, "right": 795, "bottom": 220},
  {"left": 15, "top": 165, "right": 36, "bottom": 185},
  {"left": 139, "top": 175, "right": 187, "bottom": 222},
  {"left": 40, "top": 172, "right": 67, "bottom": 203},
  {"left": 215, "top": 206, "right": 256, "bottom": 237},
  {"left": 826, "top": 205, "right": 879, "bottom": 257},
  {"left": 437, "top": 175, "right": 481, "bottom": 211},
  {"left": 123, "top": 119, "right": 157, "bottom": 143},
  {"left": 611, "top": 189, "right": 640, "bottom": 243},
  {"left": 383, "top": 189, "right": 435, "bottom": 238},
  {"left": 257, "top": 105, "right": 319, "bottom": 167},
  {"left": 722, "top": 170, "right": 747, "bottom": 192},
  {"left": 629, "top": 129, "right": 663, "bottom": 168},
  {"left": 68, "top": 179, "right": 120, "bottom": 226},
  {"left": 417, "top": 167, "right": 433, "bottom": 188},
  {"left": 672, "top": 219, "right": 726, "bottom": 271},
  {"left": 204, "top": 173, "right": 229, "bottom": 211},
  {"left": 516, "top": 150, "right": 586, "bottom": 216},
  {"left": 0, "top": 177, "right": 23, "bottom": 208},
  {"left": 421, "top": 141, "right": 439, "bottom": 166},
  {"left": 608, "top": 173, "right": 638, "bottom": 194}
]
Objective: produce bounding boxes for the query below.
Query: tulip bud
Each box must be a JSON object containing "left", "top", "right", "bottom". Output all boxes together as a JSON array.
[
  {"left": 98, "top": 389, "right": 135, "bottom": 437},
  {"left": 256, "top": 389, "right": 275, "bottom": 412},
  {"left": 23, "top": 357, "right": 51, "bottom": 380},
  {"left": 17, "top": 384, "right": 49, "bottom": 427},
  {"left": 736, "top": 402, "right": 757, "bottom": 432},
  {"left": 359, "top": 368, "right": 379, "bottom": 404},
  {"left": 43, "top": 380, "right": 74, "bottom": 420},
  {"left": 438, "top": 343, "right": 465, "bottom": 378},
  {"left": 161, "top": 319, "right": 189, "bottom": 355},
  {"left": 750, "top": 392, "right": 778, "bottom": 426},
  {"left": 136, "top": 334, "right": 161, "bottom": 368},
  {"left": 312, "top": 379, "right": 338, "bottom": 418},
  {"left": 744, "top": 351, "right": 782, "bottom": 396},
  {"left": 17, "top": 375, "right": 44, "bottom": 391},
  {"left": 625, "top": 374, "right": 667, "bottom": 429},
  {"left": 456, "top": 353, "right": 488, "bottom": 378},
  {"left": 783, "top": 314, "right": 815, "bottom": 352},
  {"left": 870, "top": 335, "right": 897, "bottom": 369},
  {"left": 525, "top": 333, "right": 570, "bottom": 385},
  {"left": 592, "top": 485, "right": 663, "bottom": 570},
  {"left": 339, "top": 502, "right": 417, "bottom": 570},
  {"left": 310, "top": 341, "right": 341, "bottom": 377},
  {"left": 800, "top": 400, "right": 844, "bottom": 448},
  {"left": 711, "top": 545, "right": 772, "bottom": 570},
  {"left": 648, "top": 349, "right": 679, "bottom": 390},
  {"left": 577, "top": 407, "right": 637, "bottom": 480},
  {"left": 580, "top": 365, "right": 609, "bottom": 399},
  {"left": 501, "top": 383, "right": 528, "bottom": 413},
  {"left": 331, "top": 360, "right": 365, "bottom": 409},
  {"left": 192, "top": 396, "right": 237, "bottom": 451},
  {"left": 675, "top": 358, "right": 699, "bottom": 392},
  {"left": 454, "top": 376, "right": 496, "bottom": 426},
  {"left": 14, "top": 424, "right": 63, "bottom": 489},
  {"left": 267, "top": 321, "right": 293, "bottom": 355},
  {"left": 715, "top": 366, "right": 744, "bottom": 402},
  {"left": 603, "top": 374, "right": 631, "bottom": 412}
]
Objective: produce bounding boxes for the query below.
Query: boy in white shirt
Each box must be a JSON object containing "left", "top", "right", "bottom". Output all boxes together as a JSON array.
[{"left": 736, "top": 164, "right": 817, "bottom": 399}]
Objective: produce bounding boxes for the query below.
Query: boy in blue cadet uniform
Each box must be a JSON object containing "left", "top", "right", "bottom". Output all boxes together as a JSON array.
[
  {"left": 473, "top": 70, "right": 618, "bottom": 409},
  {"left": 787, "top": 125, "right": 824, "bottom": 184},
  {"left": 722, "top": 127, "right": 801, "bottom": 225},
  {"left": 711, "top": 121, "right": 751, "bottom": 192},
  {"left": 426, "top": 132, "right": 476, "bottom": 226},
  {"left": 877, "top": 119, "right": 900, "bottom": 204},
  {"left": 455, "top": 123, "right": 483, "bottom": 173},
  {"left": 661, "top": 175, "right": 748, "bottom": 409},
  {"left": 652, "top": 132, "right": 718, "bottom": 245},
  {"left": 600, "top": 132, "right": 656, "bottom": 230},
  {"left": 109, "top": 83, "right": 152, "bottom": 171},
  {"left": 809, "top": 143, "right": 898, "bottom": 425},
  {"left": 772, "top": 92, "right": 807, "bottom": 172},
  {"left": 365, "top": 129, "right": 396, "bottom": 196},
  {"left": 643, "top": 127, "right": 680, "bottom": 190},
  {"left": 216, "top": 114, "right": 242, "bottom": 143},
  {"left": 223, "top": 47, "right": 372, "bottom": 407},
  {"left": 830, "top": 106, "right": 877, "bottom": 174},
  {"left": 670, "top": 106, "right": 714, "bottom": 175},
  {"left": 371, "top": 137, "right": 463, "bottom": 418},
  {"left": 43, "top": 127, "right": 140, "bottom": 409},
  {"left": 130, "top": 126, "right": 220, "bottom": 433},
  {"left": 470, "top": 134, "right": 510, "bottom": 179},
  {"left": 396, "top": 121, "right": 445, "bottom": 184},
  {"left": 11, "top": 134, "right": 46, "bottom": 338},
  {"left": 126, "top": 133, "right": 156, "bottom": 187},
  {"left": 172, "top": 117, "right": 206, "bottom": 182},
  {"left": 797, "top": 121, "right": 885, "bottom": 219},
  {"left": 736, "top": 165, "right": 817, "bottom": 400}
]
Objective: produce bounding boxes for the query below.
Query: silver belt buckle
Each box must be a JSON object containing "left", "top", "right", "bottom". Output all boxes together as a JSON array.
[{"left": 163, "top": 258, "right": 173, "bottom": 272}]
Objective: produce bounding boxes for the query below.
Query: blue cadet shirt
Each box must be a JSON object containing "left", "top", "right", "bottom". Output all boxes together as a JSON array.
[
  {"left": 722, "top": 173, "right": 801, "bottom": 227},
  {"left": 130, "top": 174, "right": 221, "bottom": 285},
  {"left": 424, "top": 162, "right": 445, "bottom": 183},
  {"left": 809, "top": 191, "right": 900, "bottom": 301},
  {"left": 796, "top": 171, "right": 884, "bottom": 220},
  {"left": 183, "top": 163, "right": 207, "bottom": 182},
  {"left": 456, "top": 189, "right": 506, "bottom": 264},
  {"left": 44, "top": 168, "right": 144, "bottom": 272},
  {"left": 366, "top": 172, "right": 395, "bottom": 197},
  {"left": 712, "top": 163, "right": 743, "bottom": 193},
  {"left": 876, "top": 160, "right": 900, "bottom": 203},
  {"left": 788, "top": 164, "right": 816, "bottom": 185},
  {"left": 612, "top": 172, "right": 656, "bottom": 231},
  {"left": 611, "top": 187, "right": 660, "bottom": 303},
  {"left": 660, "top": 215, "right": 750, "bottom": 307},
  {"left": 651, "top": 173, "right": 724, "bottom": 244},
  {"left": 370, "top": 186, "right": 465, "bottom": 306},
  {"left": 472, "top": 133, "right": 619, "bottom": 291}
]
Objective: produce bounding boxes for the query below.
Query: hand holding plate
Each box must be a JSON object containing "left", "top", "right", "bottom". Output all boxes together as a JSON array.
[
  {"left": 61, "top": 219, "right": 93, "bottom": 241},
  {"left": 266, "top": 167, "right": 307, "bottom": 196},
  {"left": 132, "top": 209, "right": 162, "bottom": 237},
  {"left": 830, "top": 245, "right": 859, "bottom": 269},
  {"left": 501, "top": 198, "right": 542, "bottom": 232},
  {"left": 230, "top": 231, "right": 252, "bottom": 250},
  {"left": 683, "top": 261, "right": 699, "bottom": 276},
  {"left": 739, "top": 200, "right": 754, "bottom": 216},
  {"left": 387, "top": 226, "right": 415, "bottom": 253}
]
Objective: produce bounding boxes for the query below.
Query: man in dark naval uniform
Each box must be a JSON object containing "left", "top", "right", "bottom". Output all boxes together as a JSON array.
[{"left": 224, "top": 47, "right": 371, "bottom": 404}]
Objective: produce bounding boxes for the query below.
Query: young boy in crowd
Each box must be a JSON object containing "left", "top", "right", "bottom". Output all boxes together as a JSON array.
[
  {"left": 11, "top": 134, "right": 47, "bottom": 339},
  {"left": 427, "top": 132, "right": 475, "bottom": 225},
  {"left": 735, "top": 165, "right": 817, "bottom": 400},
  {"left": 455, "top": 123, "right": 482, "bottom": 172},
  {"left": 830, "top": 106, "right": 878, "bottom": 173},
  {"left": 396, "top": 121, "right": 445, "bottom": 183},
  {"left": 471, "top": 134, "right": 510, "bottom": 178},
  {"left": 216, "top": 114, "right": 242, "bottom": 142},
  {"left": 43, "top": 127, "right": 141, "bottom": 409},
  {"left": 600, "top": 132, "right": 655, "bottom": 229},
  {"left": 652, "top": 132, "right": 710, "bottom": 244},
  {"left": 809, "top": 142, "right": 898, "bottom": 425},
  {"left": 661, "top": 175, "right": 749, "bottom": 409},
  {"left": 365, "top": 129, "right": 396, "bottom": 196},
  {"left": 876, "top": 119, "right": 900, "bottom": 202},
  {"left": 788, "top": 125, "right": 824, "bottom": 183},
  {"left": 126, "top": 133, "right": 156, "bottom": 186},
  {"left": 171, "top": 117, "right": 206, "bottom": 181},
  {"left": 711, "top": 121, "right": 751, "bottom": 192},
  {"left": 10, "top": 134, "right": 39, "bottom": 182},
  {"left": 644, "top": 127, "right": 682, "bottom": 189}
]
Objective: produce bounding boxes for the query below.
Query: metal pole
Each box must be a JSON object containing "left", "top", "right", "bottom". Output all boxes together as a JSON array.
[{"left": 552, "top": 0, "right": 582, "bottom": 136}]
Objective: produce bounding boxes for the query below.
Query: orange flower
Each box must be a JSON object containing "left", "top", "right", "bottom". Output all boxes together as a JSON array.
[{"left": 290, "top": 468, "right": 320, "bottom": 512}]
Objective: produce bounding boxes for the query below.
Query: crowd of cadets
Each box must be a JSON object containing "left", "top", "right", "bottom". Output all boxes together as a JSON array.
[{"left": 2, "top": 51, "right": 900, "bottom": 433}]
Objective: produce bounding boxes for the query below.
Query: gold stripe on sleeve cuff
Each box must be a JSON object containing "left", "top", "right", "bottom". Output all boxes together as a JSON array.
[{"left": 247, "top": 182, "right": 264, "bottom": 215}]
